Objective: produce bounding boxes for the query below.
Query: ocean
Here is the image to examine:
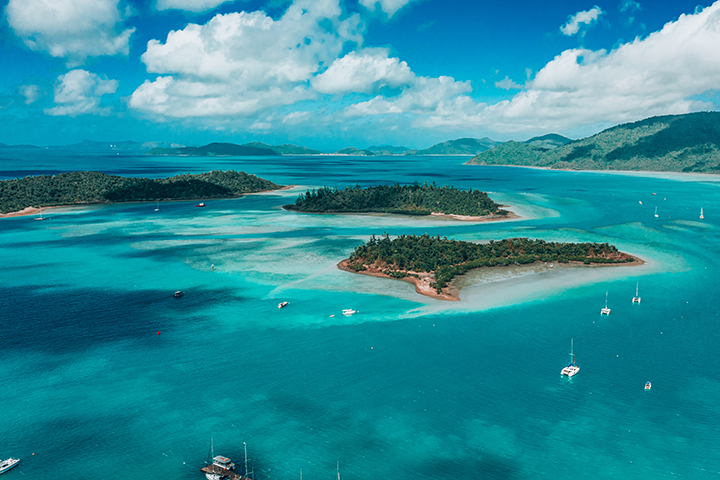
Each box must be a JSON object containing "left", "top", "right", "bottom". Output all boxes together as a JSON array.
[{"left": 1, "top": 149, "right": 719, "bottom": 479}]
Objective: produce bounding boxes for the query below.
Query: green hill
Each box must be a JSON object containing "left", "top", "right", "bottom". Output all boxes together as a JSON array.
[
  {"left": 416, "top": 137, "right": 499, "bottom": 155},
  {"left": 242, "top": 142, "right": 322, "bottom": 155},
  {"left": 334, "top": 147, "right": 375, "bottom": 155},
  {"left": 0, "top": 170, "right": 282, "bottom": 214},
  {"left": 467, "top": 112, "right": 720, "bottom": 173},
  {"left": 148, "top": 142, "right": 278, "bottom": 156}
]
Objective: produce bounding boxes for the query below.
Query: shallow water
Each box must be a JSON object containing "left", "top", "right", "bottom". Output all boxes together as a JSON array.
[{"left": 1, "top": 150, "right": 720, "bottom": 479}]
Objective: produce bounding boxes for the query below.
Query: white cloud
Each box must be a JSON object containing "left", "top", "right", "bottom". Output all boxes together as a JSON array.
[
  {"left": 45, "top": 69, "right": 118, "bottom": 116},
  {"left": 359, "top": 0, "right": 415, "bottom": 18},
  {"left": 5, "top": 0, "right": 135, "bottom": 65},
  {"left": 312, "top": 48, "right": 414, "bottom": 95},
  {"left": 20, "top": 85, "right": 40, "bottom": 105},
  {"left": 495, "top": 76, "right": 523, "bottom": 90},
  {"left": 560, "top": 6, "right": 604, "bottom": 36},
  {"left": 620, "top": 0, "right": 641, "bottom": 13},
  {"left": 130, "top": 0, "right": 363, "bottom": 118},
  {"left": 476, "top": 2, "right": 720, "bottom": 132},
  {"left": 155, "top": 0, "right": 235, "bottom": 12}
]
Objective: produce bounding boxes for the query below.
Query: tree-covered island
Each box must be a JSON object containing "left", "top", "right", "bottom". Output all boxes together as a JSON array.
[
  {"left": 0, "top": 170, "right": 282, "bottom": 215},
  {"left": 284, "top": 183, "right": 509, "bottom": 218},
  {"left": 339, "top": 234, "right": 640, "bottom": 301}
]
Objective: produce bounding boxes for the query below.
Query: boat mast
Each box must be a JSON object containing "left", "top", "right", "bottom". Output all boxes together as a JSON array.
[
  {"left": 570, "top": 338, "right": 575, "bottom": 365},
  {"left": 635, "top": 282, "right": 639, "bottom": 296},
  {"left": 244, "top": 442, "right": 249, "bottom": 478},
  {"left": 208, "top": 438, "right": 214, "bottom": 465},
  {"left": 605, "top": 291, "right": 608, "bottom": 308},
  {"left": 337, "top": 461, "right": 341, "bottom": 480}
]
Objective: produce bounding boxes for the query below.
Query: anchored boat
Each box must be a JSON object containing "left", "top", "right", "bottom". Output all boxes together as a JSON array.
[
  {"left": 0, "top": 458, "right": 20, "bottom": 475},
  {"left": 560, "top": 339, "right": 580, "bottom": 377}
]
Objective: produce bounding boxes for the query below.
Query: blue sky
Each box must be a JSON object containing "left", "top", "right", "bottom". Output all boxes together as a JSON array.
[{"left": 1, "top": 0, "right": 719, "bottom": 149}]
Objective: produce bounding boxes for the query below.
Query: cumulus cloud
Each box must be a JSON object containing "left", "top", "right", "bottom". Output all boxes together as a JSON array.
[
  {"left": 20, "top": 85, "right": 40, "bottom": 105},
  {"left": 155, "top": 0, "right": 235, "bottom": 12},
  {"left": 130, "top": 0, "right": 363, "bottom": 117},
  {"left": 476, "top": 2, "right": 720, "bottom": 132},
  {"left": 312, "top": 48, "right": 414, "bottom": 95},
  {"left": 5, "top": 0, "right": 135, "bottom": 65},
  {"left": 359, "top": 0, "right": 415, "bottom": 18},
  {"left": 45, "top": 70, "right": 118, "bottom": 116},
  {"left": 495, "top": 76, "right": 523, "bottom": 90},
  {"left": 560, "top": 6, "right": 604, "bottom": 36}
]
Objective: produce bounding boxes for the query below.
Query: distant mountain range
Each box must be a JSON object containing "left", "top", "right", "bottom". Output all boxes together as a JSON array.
[{"left": 467, "top": 112, "right": 720, "bottom": 173}]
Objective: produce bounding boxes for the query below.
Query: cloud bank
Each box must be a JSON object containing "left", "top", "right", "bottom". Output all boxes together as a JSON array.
[
  {"left": 560, "top": 6, "right": 604, "bottom": 36},
  {"left": 45, "top": 70, "right": 118, "bottom": 116}
]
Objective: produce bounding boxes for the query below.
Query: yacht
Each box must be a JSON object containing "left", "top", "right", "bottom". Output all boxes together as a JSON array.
[
  {"left": 560, "top": 339, "right": 580, "bottom": 377},
  {"left": 201, "top": 439, "right": 253, "bottom": 480},
  {"left": 196, "top": 202, "right": 206, "bottom": 207},
  {"left": 700, "top": 208, "right": 704, "bottom": 219},
  {"left": 654, "top": 206, "right": 658, "bottom": 218},
  {"left": 645, "top": 382, "right": 652, "bottom": 390},
  {"left": 277, "top": 301, "right": 288, "bottom": 309},
  {"left": 632, "top": 282, "right": 641, "bottom": 304},
  {"left": 342, "top": 309, "right": 356, "bottom": 316},
  {"left": 601, "top": 291, "right": 611, "bottom": 315},
  {"left": 173, "top": 291, "right": 185, "bottom": 298},
  {"left": 0, "top": 458, "right": 20, "bottom": 475}
]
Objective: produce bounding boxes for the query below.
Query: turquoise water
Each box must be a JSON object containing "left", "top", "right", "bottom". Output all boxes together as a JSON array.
[{"left": 1, "top": 150, "right": 720, "bottom": 479}]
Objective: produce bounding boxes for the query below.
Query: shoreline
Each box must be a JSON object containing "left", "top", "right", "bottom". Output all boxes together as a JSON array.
[
  {"left": 338, "top": 254, "right": 645, "bottom": 302},
  {"left": 0, "top": 185, "right": 295, "bottom": 219},
  {"left": 283, "top": 206, "right": 521, "bottom": 223}
]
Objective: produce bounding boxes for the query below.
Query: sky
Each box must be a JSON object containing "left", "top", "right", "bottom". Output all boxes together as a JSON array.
[{"left": 1, "top": 0, "right": 719, "bottom": 150}]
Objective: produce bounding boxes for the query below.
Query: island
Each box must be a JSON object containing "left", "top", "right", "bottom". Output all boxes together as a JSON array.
[
  {"left": 0, "top": 170, "right": 282, "bottom": 216},
  {"left": 467, "top": 112, "right": 720, "bottom": 173},
  {"left": 339, "top": 234, "right": 640, "bottom": 300},
  {"left": 283, "top": 183, "right": 510, "bottom": 219}
]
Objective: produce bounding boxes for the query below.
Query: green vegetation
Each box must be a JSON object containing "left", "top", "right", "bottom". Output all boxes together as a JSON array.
[
  {"left": 148, "top": 142, "right": 278, "bottom": 156},
  {"left": 415, "top": 137, "right": 499, "bottom": 155},
  {"left": 348, "top": 235, "right": 635, "bottom": 293},
  {"left": 284, "top": 183, "right": 505, "bottom": 217},
  {"left": 468, "top": 112, "right": 720, "bottom": 173},
  {"left": 0, "top": 170, "right": 281, "bottom": 214}
]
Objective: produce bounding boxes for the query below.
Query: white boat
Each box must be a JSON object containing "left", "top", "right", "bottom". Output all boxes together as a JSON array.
[
  {"left": 154, "top": 202, "right": 159, "bottom": 212},
  {"left": 654, "top": 206, "right": 658, "bottom": 218},
  {"left": 34, "top": 212, "right": 49, "bottom": 221},
  {"left": 277, "top": 301, "right": 288, "bottom": 309},
  {"left": 0, "top": 458, "right": 20, "bottom": 475},
  {"left": 201, "top": 439, "right": 251, "bottom": 480},
  {"left": 196, "top": 202, "right": 206, "bottom": 207},
  {"left": 632, "top": 282, "right": 641, "bottom": 304},
  {"left": 560, "top": 339, "right": 580, "bottom": 377},
  {"left": 342, "top": 309, "right": 356, "bottom": 316},
  {"left": 601, "top": 291, "right": 611, "bottom": 315},
  {"left": 645, "top": 381, "right": 652, "bottom": 390},
  {"left": 700, "top": 208, "right": 704, "bottom": 219}
]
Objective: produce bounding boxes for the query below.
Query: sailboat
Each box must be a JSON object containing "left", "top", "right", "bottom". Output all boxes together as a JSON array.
[
  {"left": 34, "top": 212, "right": 49, "bottom": 221},
  {"left": 337, "top": 461, "right": 341, "bottom": 480},
  {"left": 632, "top": 282, "right": 641, "bottom": 304},
  {"left": 560, "top": 339, "right": 580, "bottom": 377},
  {"left": 600, "top": 291, "right": 611, "bottom": 315},
  {"left": 654, "top": 206, "right": 658, "bottom": 218},
  {"left": 154, "top": 202, "right": 159, "bottom": 212},
  {"left": 202, "top": 439, "right": 244, "bottom": 480},
  {"left": 700, "top": 208, "right": 704, "bottom": 219}
]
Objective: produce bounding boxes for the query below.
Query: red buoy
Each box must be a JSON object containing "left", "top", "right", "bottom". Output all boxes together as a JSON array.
[{"left": 157, "top": 331, "right": 161, "bottom": 335}]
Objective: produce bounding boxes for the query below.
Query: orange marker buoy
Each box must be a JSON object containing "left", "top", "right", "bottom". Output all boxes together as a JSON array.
[{"left": 157, "top": 331, "right": 161, "bottom": 335}]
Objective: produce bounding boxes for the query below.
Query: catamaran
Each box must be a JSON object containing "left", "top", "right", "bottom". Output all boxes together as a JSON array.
[
  {"left": 560, "top": 339, "right": 580, "bottom": 377},
  {"left": 632, "top": 282, "right": 641, "bottom": 303},
  {"left": 0, "top": 458, "right": 20, "bottom": 475},
  {"left": 601, "top": 291, "right": 611, "bottom": 315}
]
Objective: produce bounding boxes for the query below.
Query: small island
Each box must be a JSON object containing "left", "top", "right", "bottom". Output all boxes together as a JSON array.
[
  {"left": 0, "top": 170, "right": 282, "bottom": 216},
  {"left": 339, "top": 234, "right": 641, "bottom": 301},
  {"left": 284, "top": 183, "right": 510, "bottom": 219}
]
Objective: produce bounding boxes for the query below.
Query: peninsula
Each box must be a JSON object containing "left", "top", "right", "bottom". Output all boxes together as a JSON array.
[
  {"left": 283, "top": 183, "right": 510, "bottom": 219},
  {"left": 0, "top": 170, "right": 282, "bottom": 216},
  {"left": 339, "top": 235, "right": 640, "bottom": 301}
]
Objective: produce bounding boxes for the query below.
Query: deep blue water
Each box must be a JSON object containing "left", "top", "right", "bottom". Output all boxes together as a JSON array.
[{"left": 1, "top": 149, "right": 720, "bottom": 479}]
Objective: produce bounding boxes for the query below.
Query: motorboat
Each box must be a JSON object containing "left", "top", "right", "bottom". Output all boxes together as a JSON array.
[
  {"left": 196, "top": 202, "right": 206, "bottom": 207},
  {"left": 645, "top": 382, "right": 652, "bottom": 390},
  {"left": 632, "top": 282, "right": 641, "bottom": 304},
  {"left": 277, "top": 301, "right": 288, "bottom": 309},
  {"left": 342, "top": 309, "right": 356, "bottom": 316},
  {"left": 173, "top": 291, "right": 185, "bottom": 298}
]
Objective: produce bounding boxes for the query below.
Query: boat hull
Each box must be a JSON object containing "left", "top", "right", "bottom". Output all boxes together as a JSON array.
[{"left": 0, "top": 458, "right": 20, "bottom": 475}]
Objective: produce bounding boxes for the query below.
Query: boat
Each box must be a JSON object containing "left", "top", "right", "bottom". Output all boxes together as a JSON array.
[
  {"left": 601, "top": 291, "right": 611, "bottom": 315},
  {"left": 342, "top": 309, "right": 356, "bottom": 316},
  {"left": 201, "top": 439, "right": 252, "bottom": 480},
  {"left": 654, "top": 206, "right": 658, "bottom": 218},
  {"left": 632, "top": 282, "right": 641, "bottom": 304},
  {"left": 560, "top": 339, "right": 580, "bottom": 377},
  {"left": 700, "top": 208, "right": 704, "bottom": 219},
  {"left": 337, "top": 461, "right": 341, "bottom": 480},
  {"left": 154, "top": 202, "right": 159, "bottom": 212},
  {"left": 34, "top": 212, "right": 49, "bottom": 221},
  {"left": 0, "top": 458, "right": 20, "bottom": 475},
  {"left": 196, "top": 202, "right": 206, "bottom": 207},
  {"left": 645, "top": 381, "right": 652, "bottom": 390},
  {"left": 173, "top": 291, "right": 185, "bottom": 298},
  {"left": 277, "top": 301, "right": 288, "bottom": 309}
]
